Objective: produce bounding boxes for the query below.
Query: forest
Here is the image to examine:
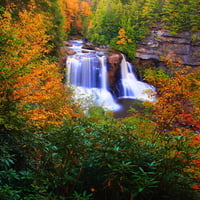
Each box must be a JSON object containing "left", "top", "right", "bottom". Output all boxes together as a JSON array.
[{"left": 0, "top": 0, "right": 200, "bottom": 199}]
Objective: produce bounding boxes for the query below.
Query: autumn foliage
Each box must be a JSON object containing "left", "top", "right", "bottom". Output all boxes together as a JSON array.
[
  {"left": 0, "top": 1, "right": 199, "bottom": 199},
  {"left": 0, "top": 1, "right": 78, "bottom": 130},
  {"left": 143, "top": 59, "right": 200, "bottom": 191},
  {"left": 13, "top": 61, "right": 76, "bottom": 128},
  {"left": 64, "top": 0, "right": 91, "bottom": 34},
  {"left": 144, "top": 59, "right": 200, "bottom": 134},
  {"left": 116, "top": 28, "right": 132, "bottom": 45}
]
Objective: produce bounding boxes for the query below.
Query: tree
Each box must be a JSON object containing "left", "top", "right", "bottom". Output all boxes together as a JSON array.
[
  {"left": 87, "top": 0, "right": 123, "bottom": 44},
  {"left": 163, "top": 0, "right": 200, "bottom": 33},
  {"left": 144, "top": 59, "right": 200, "bottom": 135},
  {"left": 64, "top": 0, "right": 92, "bottom": 35},
  {"left": 0, "top": 1, "right": 79, "bottom": 130}
]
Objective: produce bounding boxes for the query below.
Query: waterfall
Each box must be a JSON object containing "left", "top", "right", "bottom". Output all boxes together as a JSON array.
[
  {"left": 66, "top": 40, "right": 155, "bottom": 111},
  {"left": 99, "top": 56, "right": 108, "bottom": 89},
  {"left": 117, "top": 55, "right": 155, "bottom": 101}
]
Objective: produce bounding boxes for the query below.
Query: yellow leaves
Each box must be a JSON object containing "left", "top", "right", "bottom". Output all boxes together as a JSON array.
[
  {"left": 142, "top": 6, "right": 149, "bottom": 14},
  {"left": 116, "top": 28, "right": 132, "bottom": 45},
  {"left": 117, "top": 38, "right": 127, "bottom": 45},
  {"left": 0, "top": 9, "right": 12, "bottom": 31},
  {"left": 173, "top": 12, "right": 178, "bottom": 17},
  {"left": 16, "top": 9, "right": 51, "bottom": 56},
  {"left": 117, "top": 28, "right": 126, "bottom": 38},
  {"left": 1, "top": 1, "right": 81, "bottom": 131},
  {"left": 0, "top": 1, "right": 51, "bottom": 76}
]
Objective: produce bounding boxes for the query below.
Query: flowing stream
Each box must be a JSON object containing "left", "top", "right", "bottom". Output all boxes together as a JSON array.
[{"left": 66, "top": 40, "right": 155, "bottom": 112}]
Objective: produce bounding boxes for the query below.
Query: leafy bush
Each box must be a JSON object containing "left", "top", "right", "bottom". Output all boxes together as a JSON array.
[
  {"left": 74, "top": 114, "right": 199, "bottom": 200},
  {"left": 30, "top": 109, "right": 197, "bottom": 200}
]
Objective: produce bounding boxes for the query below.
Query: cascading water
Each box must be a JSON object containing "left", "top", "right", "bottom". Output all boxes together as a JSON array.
[
  {"left": 66, "top": 40, "right": 121, "bottom": 111},
  {"left": 66, "top": 40, "right": 155, "bottom": 111},
  {"left": 117, "top": 55, "right": 155, "bottom": 101}
]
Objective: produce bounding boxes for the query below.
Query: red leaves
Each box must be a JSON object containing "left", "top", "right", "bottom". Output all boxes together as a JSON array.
[
  {"left": 179, "top": 113, "right": 200, "bottom": 132},
  {"left": 144, "top": 59, "right": 200, "bottom": 134}
]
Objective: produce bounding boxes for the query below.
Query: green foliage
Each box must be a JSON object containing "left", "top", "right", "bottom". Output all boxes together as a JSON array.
[
  {"left": 162, "top": 0, "right": 200, "bottom": 33},
  {"left": 87, "top": 0, "right": 164, "bottom": 58},
  {"left": 1, "top": 107, "right": 198, "bottom": 200},
  {"left": 0, "top": 125, "right": 49, "bottom": 200},
  {"left": 42, "top": 0, "right": 66, "bottom": 53},
  {"left": 87, "top": 0, "right": 123, "bottom": 45},
  {"left": 77, "top": 114, "right": 198, "bottom": 200},
  {"left": 87, "top": 0, "right": 199, "bottom": 58},
  {"left": 71, "top": 191, "right": 93, "bottom": 200}
]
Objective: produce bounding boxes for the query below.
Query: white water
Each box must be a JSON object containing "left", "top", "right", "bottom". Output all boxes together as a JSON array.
[
  {"left": 66, "top": 40, "right": 155, "bottom": 111},
  {"left": 118, "top": 55, "right": 155, "bottom": 101}
]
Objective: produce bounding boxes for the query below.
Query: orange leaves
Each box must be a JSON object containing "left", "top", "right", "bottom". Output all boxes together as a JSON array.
[
  {"left": 142, "top": 6, "right": 149, "bottom": 13},
  {"left": 64, "top": 0, "right": 92, "bottom": 33},
  {"left": 178, "top": 113, "right": 200, "bottom": 132},
  {"left": 173, "top": 12, "right": 178, "bottom": 17},
  {"left": 0, "top": 1, "right": 51, "bottom": 77},
  {"left": 144, "top": 60, "right": 200, "bottom": 192},
  {"left": 188, "top": 134, "right": 200, "bottom": 191},
  {"left": 16, "top": 7, "right": 51, "bottom": 57},
  {"left": 0, "top": 2, "right": 79, "bottom": 130},
  {"left": 116, "top": 28, "right": 132, "bottom": 45},
  {"left": 80, "top": 1, "right": 92, "bottom": 16},
  {"left": 13, "top": 61, "right": 76, "bottom": 129},
  {"left": 144, "top": 59, "right": 200, "bottom": 134}
]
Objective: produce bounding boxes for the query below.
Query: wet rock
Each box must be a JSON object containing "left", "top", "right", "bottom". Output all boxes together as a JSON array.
[
  {"left": 63, "top": 41, "right": 73, "bottom": 47},
  {"left": 59, "top": 46, "right": 76, "bottom": 56},
  {"left": 82, "top": 43, "right": 96, "bottom": 50},
  {"left": 63, "top": 48, "right": 76, "bottom": 56},
  {"left": 106, "top": 53, "right": 123, "bottom": 65},
  {"left": 96, "top": 52, "right": 104, "bottom": 56},
  {"left": 105, "top": 53, "right": 123, "bottom": 91},
  {"left": 58, "top": 47, "right": 76, "bottom": 68},
  {"left": 82, "top": 50, "right": 90, "bottom": 53}
]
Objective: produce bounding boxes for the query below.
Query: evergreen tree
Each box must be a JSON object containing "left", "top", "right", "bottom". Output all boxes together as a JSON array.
[
  {"left": 87, "top": 0, "right": 123, "bottom": 44},
  {"left": 163, "top": 0, "right": 200, "bottom": 33}
]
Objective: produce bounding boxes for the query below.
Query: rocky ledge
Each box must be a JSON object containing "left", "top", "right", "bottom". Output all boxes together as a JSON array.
[{"left": 136, "top": 27, "right": 200, "bottom": 66}]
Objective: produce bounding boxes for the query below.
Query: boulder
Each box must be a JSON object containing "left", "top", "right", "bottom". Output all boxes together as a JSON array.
[{"left": 67, "top": 49, "right": 76, "bottom": 55}]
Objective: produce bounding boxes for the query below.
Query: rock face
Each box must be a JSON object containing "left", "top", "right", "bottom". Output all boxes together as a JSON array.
[
  {"left": 136, "top": 27, "right": 200, "bottom": 66},
  {"left": 58, "top": 47, "right": 76, "bottom": 69},
  {"left": 106, "top": 53, "right": 123, "bottom": 90}
]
